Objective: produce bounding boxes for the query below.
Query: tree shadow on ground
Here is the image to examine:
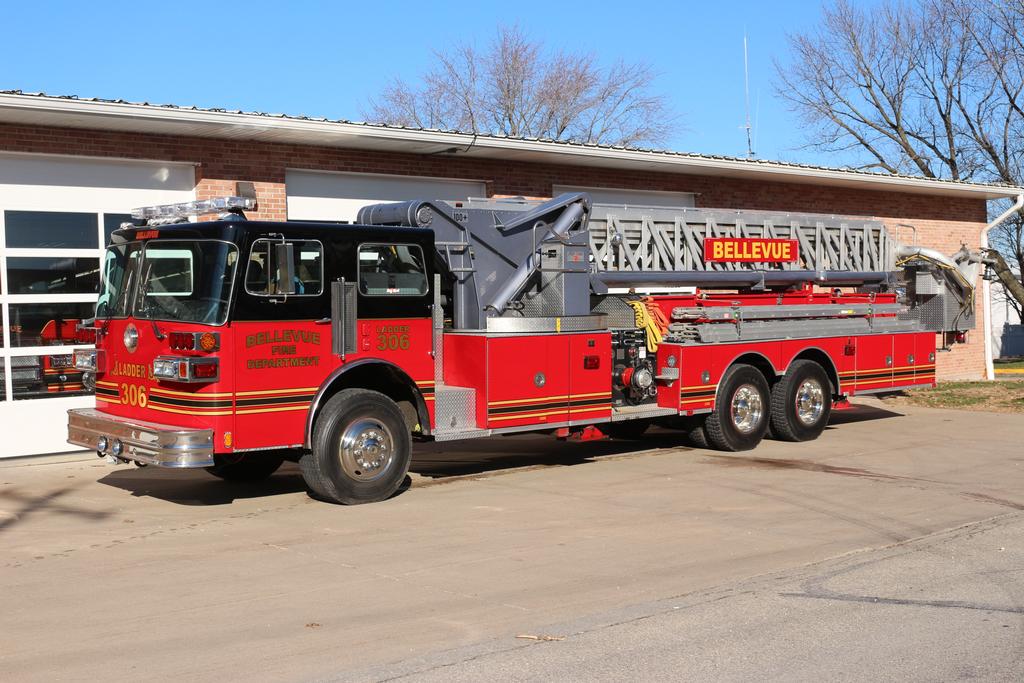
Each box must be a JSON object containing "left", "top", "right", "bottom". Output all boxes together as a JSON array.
[{"left": 0, "top": 483, "right": 115, "bottom": 534}]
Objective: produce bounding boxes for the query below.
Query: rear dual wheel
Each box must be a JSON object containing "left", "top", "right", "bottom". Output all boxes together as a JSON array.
[{"left": 769, "top": 360, "right": 832, "bottom": 442}]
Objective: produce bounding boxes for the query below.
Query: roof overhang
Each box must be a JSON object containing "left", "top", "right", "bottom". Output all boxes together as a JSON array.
[{"left": 1, "top": 92, "right": 1021, "bottom": 201}]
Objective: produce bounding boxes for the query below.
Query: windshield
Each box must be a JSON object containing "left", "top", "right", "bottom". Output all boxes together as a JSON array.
[
  {"left": 97, "top": 242, "right": 142, "bottom": 319},
  {"left": 132, "top": 240, "right": 238, "bottom": 325}
]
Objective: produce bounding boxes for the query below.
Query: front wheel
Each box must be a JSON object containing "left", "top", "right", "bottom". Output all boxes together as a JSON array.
[
  {"left": 769, "top": 360, "right": 832, "bottom": 442},
  {"left": 301, "top": 389, "right": 411, "bottom": 505},
  {"left": 705, "top": 364, "right": 770, "bottom": 451}
]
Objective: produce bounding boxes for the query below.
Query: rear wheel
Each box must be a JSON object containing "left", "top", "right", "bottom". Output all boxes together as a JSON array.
[
  {"left": 301, "top": 389, "right": 411, "bottom": 505},
  {"left": 685, "top": 418, "right": 710, "bottom": 448},
  {"left": 705, "top": 364, "right": 770, "bottom": 451},
  {"left": 206, "top": 453, "right": 284, "bottom": 481},
  {"left": 657, "top": 415, "right": 710, "bottom": 448},
  {"left": 770, "top": 360, "right": 833, "bottom": 442}
]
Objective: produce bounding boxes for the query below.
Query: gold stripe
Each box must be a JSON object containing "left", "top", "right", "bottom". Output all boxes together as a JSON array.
[
  {"left": 417, "top": 381, "right": 435, "bottom": 386},
  {"left": 147, "top": 404, "right": 234, "bottom": 416},
  {"left": 572, "top": 391, "right": 613, "bottom": 399},
  {"left": 489, "top": 394, "right": 570, "bottom": 406},
  {"left": 489, "top": 409, "right": 567, "bottom": 422},
  {"left": 234, "top": 387, "right": 319, "bottom": 397},
  {"left": 424, "top": 396, "right": 435, "bottom": 401},
  {"left": 235, "top": 405, "right": 312, "bottom": 415},
  {"left": 853, "top": 378, "right": 897, "bottom": 386},
  {"left": 680, "top": 397, "right": 713, "bottom": 405},
  {"left": 680, "top": 383, "right": 717, "bottom": 389},
  {"left": 569, "top": 405, "right": 610, "bottom": 414},
  {"left": 840, "top": 363, "right": 936, "bottom": 377},
  {"left": 96, "top": 380, "right": 118, "bottom": 387},
  {"left": 150, "top": 387, "right": 235, "bottom": 398}
]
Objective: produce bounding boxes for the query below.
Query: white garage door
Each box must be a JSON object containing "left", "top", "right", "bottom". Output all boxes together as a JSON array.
[
  {"left": 286, "top": 170, "right": 486, "bottom": 222},
  {"left": 0, "top": 153, "right": 194, "bottom": 458},
  {"left": 553, "top": 185, "right": 695, "bottom": 210}
]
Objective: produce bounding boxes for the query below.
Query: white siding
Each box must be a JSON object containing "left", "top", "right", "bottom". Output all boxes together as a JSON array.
[{"left": 286, "top": 170, "right": 486, "bottom": 222}]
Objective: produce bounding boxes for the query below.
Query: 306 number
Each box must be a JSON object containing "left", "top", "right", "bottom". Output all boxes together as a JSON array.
[
  {"left": 376, "top": 333, "right": 410, "bottom": 351},
  {"left": 119, "top": 383, "right": 148, "bottom": 408}
]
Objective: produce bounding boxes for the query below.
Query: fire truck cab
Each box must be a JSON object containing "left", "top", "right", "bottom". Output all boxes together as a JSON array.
[{"left": 68, "top": 193, "right": 981, "bottom": 504}]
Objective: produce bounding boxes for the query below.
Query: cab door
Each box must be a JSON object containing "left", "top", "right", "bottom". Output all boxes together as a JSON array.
[{"left": 232, "top": 237, "right": 329, "bottom": 450}]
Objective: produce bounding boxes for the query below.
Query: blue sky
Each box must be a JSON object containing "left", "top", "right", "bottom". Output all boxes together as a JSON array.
[{"left": 0, "top": 0, "right": 877, "bottom": 166}]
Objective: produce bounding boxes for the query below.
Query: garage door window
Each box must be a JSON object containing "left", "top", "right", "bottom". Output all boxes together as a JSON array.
[
  {"left": 4, "top": 211, "right": 99, "bottom": 249},
  {"left": 1, "top": 210, "right": 113, "bottom": 402},
  {"left": 6, "top": 257, "right": 100, "bottom": 295}
]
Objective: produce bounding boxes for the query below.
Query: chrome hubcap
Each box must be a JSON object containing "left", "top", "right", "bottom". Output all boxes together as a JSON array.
[
  {"left": 730, "top": 384, "right": 764, "bottom": 434},
  {"left": 338, "top": 418, "right": 394, "bottom": 481},
  {"left": 795, "top": 379, "right": 825, "bottom": 426}
]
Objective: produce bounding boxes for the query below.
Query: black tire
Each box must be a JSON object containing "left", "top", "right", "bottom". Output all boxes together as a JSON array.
[
  {"left": 300, "top": 389, "right": 411, "bottom": 505},
  {"left": 656, "top": 416, "right": 710, "bottom": 448},
  {"left": 685, "top": 418, "right": 710, "bottom": 448},
  {"left": 770, "top": 360, "right": 833, "bottom": 442},
  {"left": 205, "top": 453, "right": 284, "bottom": 481},
  {"left": 601, "top": 420, "right": 650, "bottom": 440},
  {"left": 705, "top": 364, "right": 770, "bottom": 452}
]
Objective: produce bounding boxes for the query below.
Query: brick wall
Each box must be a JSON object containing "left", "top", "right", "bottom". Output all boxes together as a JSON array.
[{"left": 0, "top": 122, "right": 991, "bottom": 379}]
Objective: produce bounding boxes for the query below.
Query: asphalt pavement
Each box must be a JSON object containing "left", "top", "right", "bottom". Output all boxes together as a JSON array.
[{"left": 1, "top": 398, "right": 1023, "bottom": 682}]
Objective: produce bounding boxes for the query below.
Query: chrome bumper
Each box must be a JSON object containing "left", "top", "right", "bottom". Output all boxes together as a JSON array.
[{"left": 67, "top": 408, "right": 215, "bottom": 468}]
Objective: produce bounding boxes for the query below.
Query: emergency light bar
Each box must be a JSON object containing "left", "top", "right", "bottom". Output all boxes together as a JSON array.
[{"left": 131, "top": 196, "right": 256, "bottom": 221}]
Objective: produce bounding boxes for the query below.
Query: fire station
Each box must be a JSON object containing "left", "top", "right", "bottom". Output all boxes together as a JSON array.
[{"left": 0, "top": 90, "right": 1020, "bottom": 460}]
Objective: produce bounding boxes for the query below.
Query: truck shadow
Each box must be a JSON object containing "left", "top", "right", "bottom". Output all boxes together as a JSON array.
[
  {"left": 409, "top": 431, "right": 694, "bottom": 479},
  {"left": 825, "top": 403, "right": 904, "bottom": 426},
  {"left": 95, "top": 402, "right": 904, "bottom": 505},
  {"left": 97, "top": 465, "right": 309, "bottom": 506}
]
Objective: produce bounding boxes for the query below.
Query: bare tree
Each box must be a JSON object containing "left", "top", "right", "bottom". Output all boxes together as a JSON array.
[
  {"left": 777, "top": 0, "right": 1024, "bottom": 316},
  {"left": 365, "top": 26, "right": 676, "bottom": 148}
]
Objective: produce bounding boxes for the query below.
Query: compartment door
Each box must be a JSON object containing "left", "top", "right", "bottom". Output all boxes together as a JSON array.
[
  {"left": 892, "top": 334, "right": 917, "bottom": 388},
  {"left": 486, "top": 335, "right": 569, "bottom": 428},
  {"left": 855, "top": 335, "right": 893, "bottom": 392},
  {"left": 569, "top": 332, "right": 612, "bottom": 422},
  {"left": 915, "top": 333, "right": 937, "bottom": 386}
]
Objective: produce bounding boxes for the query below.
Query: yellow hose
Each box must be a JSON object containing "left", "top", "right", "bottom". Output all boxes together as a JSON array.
[{"left": 628, "top": 299, "right": 667, "bottom": 352}]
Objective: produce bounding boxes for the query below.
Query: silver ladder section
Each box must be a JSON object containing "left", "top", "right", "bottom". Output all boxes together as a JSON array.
[{"left": 588, "top": 205, "right": 895, "bottom": 273}]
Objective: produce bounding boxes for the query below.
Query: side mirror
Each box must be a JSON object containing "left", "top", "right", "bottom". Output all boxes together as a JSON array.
[{"left": 273, "top": 242, "right": 296, "bottom": 295}]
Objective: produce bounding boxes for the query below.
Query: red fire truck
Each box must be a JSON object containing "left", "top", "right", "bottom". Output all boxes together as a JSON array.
[{"left": 68, "top": 193, "right": 982, "bottom": 504}]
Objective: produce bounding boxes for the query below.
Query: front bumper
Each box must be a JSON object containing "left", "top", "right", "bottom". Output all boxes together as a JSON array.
[{"left": 67, "top": 408, "right": 215, "bottom": 468}]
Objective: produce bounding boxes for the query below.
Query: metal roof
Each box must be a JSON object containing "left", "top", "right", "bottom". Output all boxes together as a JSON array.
[{"left": 0, "top": 89, "right": 1021, "bottom": 200}]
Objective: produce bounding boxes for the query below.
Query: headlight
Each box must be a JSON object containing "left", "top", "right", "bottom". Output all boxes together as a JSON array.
[
  {"left": 152, "top": 356, "right": 219, "bottom": 383},
  {"left": 152, "top": 357, "right": 178, "bottom": 379},
  {"left": 74, "top": 349, "right": 98, "bottom": 372}
]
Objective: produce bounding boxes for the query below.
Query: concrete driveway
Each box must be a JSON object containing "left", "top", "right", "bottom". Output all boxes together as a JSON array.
[{"left": 1, "top": 399, "right": 1023, "bottom": 681}]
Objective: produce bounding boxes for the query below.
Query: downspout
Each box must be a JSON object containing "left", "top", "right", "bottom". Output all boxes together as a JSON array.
[{"left": 981, "top": 193, "right": 1024, "bottom": 380}]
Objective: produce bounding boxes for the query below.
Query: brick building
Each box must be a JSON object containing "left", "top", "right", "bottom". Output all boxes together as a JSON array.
[{"left": 0, "top": 90, "right": 1020, "bottom": 458}]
